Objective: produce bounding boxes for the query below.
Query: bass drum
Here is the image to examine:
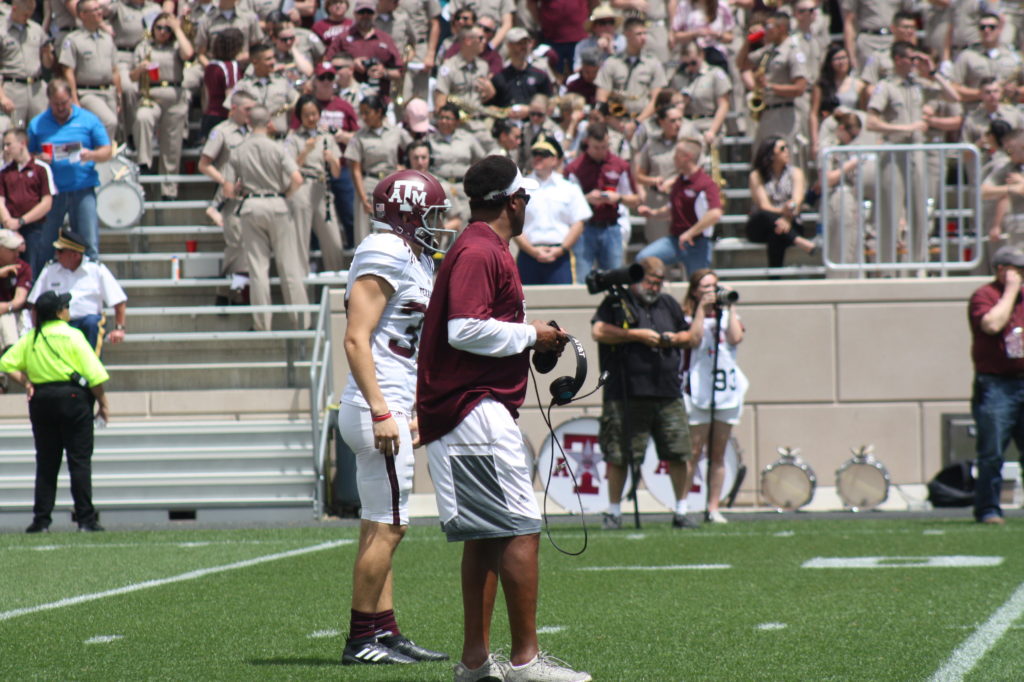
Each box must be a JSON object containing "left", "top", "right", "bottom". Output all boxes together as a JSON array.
[
  {"left": 761, "top": 453, "right": 817, "bottom": 511},
  {"left": 836, "top": 454, "right": 890, "bottom": 512},
  {"left": 96, "top": 154, "right": 140, "bottom": 186},
  {"left": 536, "top": 417, "right": 632, "bottom": 515},
  {"left": 97, "top": 181, "right": 145, "bottom": 228},
  {"left": 640, "top": 437, "right": 741, "bottom": 513}
]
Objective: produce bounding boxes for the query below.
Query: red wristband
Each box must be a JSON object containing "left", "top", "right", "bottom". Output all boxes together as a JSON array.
[{"left": 371, "top": 411, "right": 393, "bottom": 423}]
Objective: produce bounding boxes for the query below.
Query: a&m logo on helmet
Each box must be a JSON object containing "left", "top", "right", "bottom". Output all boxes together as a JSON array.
[{"left": 388, "top": 179, "right": 428, "bottom": 212}]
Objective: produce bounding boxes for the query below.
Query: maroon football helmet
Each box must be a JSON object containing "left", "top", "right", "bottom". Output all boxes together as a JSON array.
[{"left": 371, "top": 170, "right": 453, "bottom": 252}]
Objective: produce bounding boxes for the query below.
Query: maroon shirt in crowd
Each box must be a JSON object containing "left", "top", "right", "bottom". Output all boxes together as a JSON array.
[
  {"left": 312, "top": 17, "right": 352, "bottom": 45},
  {"left": 203, "top": 60, "right": 241, "bottom": 117},
  {"left": 0, "top": 158, "right": 53, "bottom": 220},
  {"left": 564, "top": 150, "right": 634, "bottom": 225},
  {"left": 326, "top": 26, "right": 403, "bottom": 70},
  {"left": 0, "top": 258, "right": 32, "bottom": 304},
  {"left": 669, "top": 167, "right": 721, "bottom": 237},
  {"left": 534, "top": 0, "right": 589, "bottom": 43},
  {"left": 564, "top": 72, "right": 597, "bottom": 105},
  {"left": 288, "top": 96, "right": 360, "bottom": 133},
  {"left": 969, "top": 282, "right": 1024, "bottom": 375},
  {"left": 417, "top": 222, "right": 530, "bottom": 445}
]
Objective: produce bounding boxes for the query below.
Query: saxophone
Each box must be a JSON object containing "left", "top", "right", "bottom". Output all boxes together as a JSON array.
[
  {"left": 710, "top": 138, "right": 727, "bottom": 210},
  {"left": 140, "top": 41, "right": 155, "bottom": 107},
  {"left": 447, "top": 94, "right": 510, "bottom": 120},
  {"left": 746, "top": 50, "right": 771, "bottom": 121}
]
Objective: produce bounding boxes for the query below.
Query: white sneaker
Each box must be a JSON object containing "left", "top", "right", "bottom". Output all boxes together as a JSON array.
[
  {"left": 454, "top": 653, "right": 510, "bottom": 681},
  {"left": 706, "top": 510, "right": 728, "bottom": 524},
  {"left": 506, "top": 652, "right": 592, "bottom": 682}
]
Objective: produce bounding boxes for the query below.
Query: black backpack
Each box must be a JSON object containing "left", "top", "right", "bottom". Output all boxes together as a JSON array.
[{"left": 927, "top": 460, "right": 975, "bottom": 507}]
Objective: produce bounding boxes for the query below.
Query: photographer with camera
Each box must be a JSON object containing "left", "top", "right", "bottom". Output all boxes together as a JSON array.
[
  {"left": 591, "top": 256, "right": 703, "bottom": 530},
  {"left": 680, "top": 268, "right": 747, "bottom": 524}
]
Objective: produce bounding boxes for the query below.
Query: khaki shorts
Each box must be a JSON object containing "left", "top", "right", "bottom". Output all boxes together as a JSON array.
[{"left": 599, "top": 397, "right": 693, "bottom": 467}]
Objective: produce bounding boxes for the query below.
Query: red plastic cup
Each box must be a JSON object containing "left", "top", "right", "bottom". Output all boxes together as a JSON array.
[
  {"left": 185, "top": 239, "right": 198, "bottom": 253},
  {"left": 42, "top": 142, "right": 53, "bottom": 158},
  {"left": 747, "top": 29, "right": 765, "bottom": 45},
  {"left": 148, "top": 64, "right": 160, "bottom": 83}
]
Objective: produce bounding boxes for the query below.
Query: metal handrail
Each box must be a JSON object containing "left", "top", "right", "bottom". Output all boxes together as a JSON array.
[{"left": 309, "top": 287, "right": 335, "bottom": 517}]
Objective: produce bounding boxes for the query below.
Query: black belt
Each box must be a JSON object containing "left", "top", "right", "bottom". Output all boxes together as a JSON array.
[
  {"left": 152, "top": 80, "right": 183, "bottom": 88},
  {"left": 79, "top": 84, "right": 113, "bottom": 90},
  {"left": 684, "top": 113, "right": 713, "bottom": 120},
  {"left": 301, "top": 171, "right": 326, "bottom": 181},
  {"left": 859, "top": 27, "right": 891, "bottom": 36},
  {"left": 588, "top": 219, "right": 617, "bottom": 228},
  {"left": 243, "top": 193, "right": 284, "bottom": 199},
  {"left": 764, "top": 102, "right": 795, "bottom": 111},
  {"left": 3, "top": 76, "right": 40, "bottom": 84}
]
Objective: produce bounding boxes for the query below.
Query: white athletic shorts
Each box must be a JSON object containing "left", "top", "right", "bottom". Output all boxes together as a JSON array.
[
  {"left": 426, "top": 398, "right": 542, "bottom": 542},
  {"left": 684, "top": 394, "right": 742, "bottom": 426},
  {"left": 337, "top": 402, "right": 414, "bottom": 526}
]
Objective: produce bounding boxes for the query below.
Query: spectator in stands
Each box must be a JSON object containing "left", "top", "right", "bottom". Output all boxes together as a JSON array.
[
  {"left": 823, "top": 113, "right": 875, "bottom": 275},
  {"left": 527, "top": 0, "right": 589, "bottom": 74},
  {"left": 194, "top": 0, "right": 264, "bottom": 67},
  {"left": 325, "top": 0, "right": 404, "bottom": 102},
  {"left": 635, "top": 107, "right": 685, "bottom": 246},
  {"left": 312, "top": 0, "right": 352, "bottom": 45},
  {"left": 515, "top": 136, "right": 590, "bottom": 284},
  {"left": 810, "top": 43, "right": 861, "bottom": 157},
  {"left": 28, "top": 229, "right": 127, "bottom": 354},
  {"left": 0, "top": 128, "right": 53, "bottom": 280},
  {"left": 746, "top": 136, "right": 817, "bottom": 269},
  {"left": 405, "top": 138, "right": 461, "bottom": 240},
  {"left": 345, "top": 95, "right": 413, "bottom": 246},
  {"left": 59, "top": 0, "right": 122, "bottom": 143},
  {"left": 671, "top": 41, "right": 731, "bottom": 148},
  {"left": 286, "top": 95, "right": 345, "bottom": 276},
  {"left": 487, "top": 28, "right": 553, "bottom": 114},
  {"left": 437, "top": 8, "right": 486, "bottom": 75},
  {"left": 857, "top": 10, "right": 919, "bottom": 103},
  {"left": 331, "top": 53, "right": 374, "bottom": 111},
  {"left": 223, "top": 105, "right": 308, "bottom": 331},
  {"left": 428, "top": 102, "right": 486, "bottom": 231},
  {"left": 106, "top": 0, "right": 158, "bottom": 142},
  {"left": 0, "top": 0, "right": 53, "bottom": 132},
  {"left": 963, "top": 79, "right": 1024, "bottom": 150},
  {"left": 553, "top": 93, "right": 588, "bottom": 160},
  {"left": 200, "top": 91, "right": 254, "bottom": 302},
  {"left": 131, "top": 14, "right": 195, "bottom": 201},
  {"left": 201, "top": 28, "right": 245, "bottom": 139},
  {"left": 267, "top": 16, "right": 315, "bottom": 84},
  {"left": 434, "top": 25, "right": 494, "bottom": 151},
  {"left": 564, "top": 47, "right": 601, "bottom": 107},
  {"left": 595, "top": 16, "right": 666, "bottom": 123},
  {"left": 671, "top": 0, "right": 736, "bottom": 73},
  {"left": 565, "top": 121, "right": 638, "bottom": 278},
  {"left": 0, "top": 229, "right": 31, "bottom": 357},
  {"left": 267, "top": 10, "right": 326, "bottom": 67},
  {"left": 791, "top": 0, "right": 830, "bottom": 78},
  {"left": 738, "top": 10, "right": 810, "bottom": 154},
  {"left": 636, "top": 137, "right": 721, "bottom": 278},
  {"left": 492, "top": 118, "right": 524, "bottom": 167},
  {"left": 982, "top": 128, "right": 1024, "bottom": 246},
  {"left": 570, "top": 4, "right": 622, "bottom": 72},
  {"left": 520, "top": 94, "right": 562, "bottom": 171},
  {"left": 1, "top": 290, "right": 110, "bottom": 534},
  {"left": 397, "top": 0, "right": 441, "bottom": 103},
  {"left": 234, "top": 42, "right": 298, "bottom": 136},
  {"left": 450, "top": 0, "right": 514, "bottom": 48},
  {"left": 951, "top": 13, "right": 1021, "bottom": 117},
  {"left": 842, "top": 0, "right": 905, "bottom": 71},
  {"left": 28, "top": 79, "right": 112, "bottom": 269},
  {"left": 402, "top": 97, "right": 433, "bottom": 138},
  {"left": 949, "top": 0, "right": 995, "bottom": 55}
]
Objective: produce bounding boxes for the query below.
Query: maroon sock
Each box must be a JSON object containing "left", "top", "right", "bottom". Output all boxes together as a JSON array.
[
  {"left": 348, "top": 609, "right": 376, "bottom": 641},
  {"left": 374, "top": 609, "right": 400, "bottom": 638}
]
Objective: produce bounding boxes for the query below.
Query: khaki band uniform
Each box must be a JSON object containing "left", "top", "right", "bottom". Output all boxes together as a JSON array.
[
  {"left": 859, "top": 52, "right": 893, "bottom": 90},
  {"left": 594, "top": 53, "right": 667, "bottom": 118},
  {"left": 867, "top": 73, "right": 943, "bottom": 264},
  {"left": 48, "top": 0, "right": 78, "bottom": 44},
  {"left": 644, "top": 0, "right": 671, "bottom": 64},
  {"left": 193, "top": 9, "right": 264, "bottom": 56},
  {"left": 111, "top": 0, "right": 161, "bottom": 137},
  {"left": 435, "top": 53, "right": 494, "bottom": 152},
  {"left": 448, "top": 0, "right": 512, "bottom": 26},
  {"left": 841, "top": 0, "right": 904, "bottom": 69},
  {"left": 952, "top": 47, "right": 1023, "bottom": 117},
  {"left": 59, "top": 30, "right": 120, "bottom": 142},
  {"left": 344, "top": 123, "right": 413, "bottom": 246},
  {"left": 950, "top": 0, "right": 986, "bottom": 53},
  {"left": 183, "top": 3, "right": 218, "bottom": 94},
  {"left": 285, "top": 129, "right": 345, "bottom": 274},
  {"left": 233, "top": 73, "right": 296, "bottom": 137},
  {"left": 0, "top": 18, "right": 48, "bottom": 131},
  {"left": 225, "top": 134, "right": 309, "bottom": 331},
  {"left": 675, "top": 64, "right": 731, "bottom": 137},
  {"left": 294, "top": 28, "right": 326, "bottom": 64},
  {"left": 984, "top": 160, "right": 1024, "bottom": 245},
  {"left": 636, "top": 135, "right": 679, "bottom": 244},
  {"left": 826, "top": 137, "right": 877, "bottom": 277},
  {"left": 133, "top": 40, "right": 190, "bottom": 197},
  {"left": 750, "top": 38, "right": 810, "bottom": 154},
  {"left": 1001, "top": 0, "right": 1024, "bottom": 52},
  {"left": 399, "top": 0, "right": 441, "bottom": 102},
  {"left": 201, "top": 119, "right": 248, "bottom": 275},
  {"left": 428, "top": 127, "right": 485, "bottom": 224},
  {"left": 964, "top": 104, "right": 1024, "bottom": 149}
]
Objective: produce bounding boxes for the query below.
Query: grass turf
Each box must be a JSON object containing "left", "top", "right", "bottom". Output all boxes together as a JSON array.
[{"left": 2, "top": 516, "right": 1023, "bottom": 680}]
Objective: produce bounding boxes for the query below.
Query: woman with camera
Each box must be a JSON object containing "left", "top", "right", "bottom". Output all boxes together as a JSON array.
[
  {"left": 681, "top": 268, "right": 747, "bottom": 524},
  {"left": 0, "top": 291, "right": 110, "bottom": 533}
]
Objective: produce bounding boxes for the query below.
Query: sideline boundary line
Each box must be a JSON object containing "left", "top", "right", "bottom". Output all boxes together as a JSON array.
[
  {"left": 929, "top": 580, "right": 1024, "bottom": 681},
  {"left": 0, "top": 539, "right": 352, "bottom": 622}
]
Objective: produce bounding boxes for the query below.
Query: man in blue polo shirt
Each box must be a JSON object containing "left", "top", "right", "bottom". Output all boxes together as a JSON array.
[{"left": 27, "top": 78, "right": 111, "bottom": 265}]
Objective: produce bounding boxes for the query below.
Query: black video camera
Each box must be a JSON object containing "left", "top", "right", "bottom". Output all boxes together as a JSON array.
[
  {"left": 716, "top": 286, "right": 739, "bottom": 306},
  {"left": 585, "top": 263, "right": 643, "bottom": 295}
]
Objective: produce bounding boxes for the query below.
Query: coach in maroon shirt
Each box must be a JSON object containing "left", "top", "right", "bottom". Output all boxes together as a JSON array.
[
  {"left": 324, "top": 0, "right": 403, "bottom": 100},
  {"left": 0, "top": 128, "right": 54, "bottom": 281},
  {"left": 417, "top": 156, "right": 591, "bottom": 681},
  {"left": 636, "top": 136, "right": 721, "bottom": 278}
]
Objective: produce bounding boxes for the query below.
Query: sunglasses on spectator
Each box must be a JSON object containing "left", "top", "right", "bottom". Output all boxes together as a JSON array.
[
  {"left": 682, "top": 60, "right": 699, "bottom": 67},
  {"left": 529, "top": 111, "right": 545, "bottom": 118},
  {"left": 478, "top": 24, "right": 495, "bottom": 33},
  {"left": 154, "top": 25, "right": 172, "bottom": 32},
  {"left": 980, "top": 24, "right": 1000, "bottom": 31},
  {"left": 593, "top": 18, "right": 615, "bottom": 25},
  {"left": 277, "top": 34, "right": 296, "bottom": 41},
  {"left": 795, "top": 7, "right": 816, "bottom": 13},
  {"left": 776, "top": 144, "right": 788, "bottom": 152},
  {"left": 316, "top": 73, "right": 334, "bottom": 80}
]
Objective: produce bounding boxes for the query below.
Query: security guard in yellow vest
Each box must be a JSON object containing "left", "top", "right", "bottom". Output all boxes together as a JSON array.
[{"left": 0, "top": 291, "right": 110, "bottom": 533}]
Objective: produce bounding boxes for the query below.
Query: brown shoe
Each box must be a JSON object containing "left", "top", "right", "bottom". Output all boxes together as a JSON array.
[{"left": 981, "top": 515, "right": 1006, "bottom": 525}]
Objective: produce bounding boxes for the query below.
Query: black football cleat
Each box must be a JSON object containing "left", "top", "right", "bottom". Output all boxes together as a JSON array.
[
  {"left": 378, "top": 634, "right": 450, "bottom": 662},
  {"left": 342, "top": 638, "right": 416, "bottom": 665},
  {"left": 78, "top": 521, "right": 105, "bottom": 532},
  {"left": 25, "top": 520, "right": 50, "bottom": 534}
]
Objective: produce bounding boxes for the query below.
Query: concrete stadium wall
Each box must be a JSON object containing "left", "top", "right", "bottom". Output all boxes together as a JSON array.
[{"left": 330, "top": 277, "right": 983, "bottom": 506}]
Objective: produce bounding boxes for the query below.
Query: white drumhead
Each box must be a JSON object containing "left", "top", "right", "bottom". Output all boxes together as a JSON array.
[
  {"left": 761, "top": 462, "right": 815, "bottom": 511},
  {"left": 836, "top": 461, "right": 889, "bottom": 511},
  {"left": 641, "top": 437, "right": 740, "bottom": 512},
  {"left": 96, "top": 156, "right": 139, "bottom": 186},
  {"left": 536, "top": 417, "right": 633, "bottom": 515},
  {"left": 97, "top": 181, "right": 144, "bottom": 228}
]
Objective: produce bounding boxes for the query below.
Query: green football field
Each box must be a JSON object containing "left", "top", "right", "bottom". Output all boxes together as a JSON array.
[{"left": 2, "top": 514, "right": 1023, "bottom": 681}]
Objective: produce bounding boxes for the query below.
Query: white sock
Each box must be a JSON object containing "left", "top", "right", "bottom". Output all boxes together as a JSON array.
[
  {"left": 608, "top": 502, "right": 621, "bottom": 516},
  {"left": 674, "top": 499, "right": 688, "bottom": 515}
]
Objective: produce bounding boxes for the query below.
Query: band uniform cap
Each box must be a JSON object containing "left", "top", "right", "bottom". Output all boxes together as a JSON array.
[
  {"left": 314, "top": 63, "right": 336, "bottom": 77},
  {"left": 506, "top": 27, "right": 531, "bottom": 43},
  {"left": 35, "top": 291, "right": 72, "bottom": 318},
  {"left": 53, "top": 229, "right": 87, "bottom": 254},
  {"left": 0, "top": 228, "right": 23, "bottom": 250},
  {"left": 405, "top": 98, "right": 430, "bottom": 133},
  {"left": 587, "top": 4, "right": 621, "bottom": 30},
  {"left": 530, "top": 135, "right": 562, "bottom": 158},
  {"left": 353, "top": 0, "right": 375, "bottom": 11},
  {"left": 993, "top": 245, "right": 1024, "bottom": 268}
]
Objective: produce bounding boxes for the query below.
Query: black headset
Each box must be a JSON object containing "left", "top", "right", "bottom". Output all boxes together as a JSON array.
[{"left": 532, "top": 323, "right": 588, "bottom": 406}]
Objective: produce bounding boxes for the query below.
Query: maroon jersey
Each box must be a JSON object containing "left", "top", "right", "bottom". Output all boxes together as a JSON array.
[
  {"left": 0, "top": 258, "right": 31, "bottom": 303},
  {"left": 417, "top": 222, "right": 530, "bottom": 445},
  {"left": 534, "top": 0, "right": 589, "bottom": 43},
  {"left": 312, "top": 17, "right": 352, "bottom": 44},
  {"left": 669, "top": 168, "right": 721, "bottom": 237},
  {"left": 969, "top": 281, "right": 1024, "bottom": 375},
  {"left": 0, "top": 158, "right": 53, "bottom": 219},
  {"left": 564, "top": 150, "right": 634, "bottom": 225}
]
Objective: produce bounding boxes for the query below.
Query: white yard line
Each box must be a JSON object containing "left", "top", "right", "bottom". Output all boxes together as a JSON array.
[
  {"left": 578, "top": 564, "right": 730, "bottom": 571},
  {"left": 0, "top": 539, "right": 352, "bottom": 622},
  {"left": 929, "top": 581, "right": 1024, "bottom": 682}
]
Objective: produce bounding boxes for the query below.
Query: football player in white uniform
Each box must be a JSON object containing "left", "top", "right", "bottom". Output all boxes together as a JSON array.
[{"left": 337, "top": 169, "right": 453, "bottom": 666}]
